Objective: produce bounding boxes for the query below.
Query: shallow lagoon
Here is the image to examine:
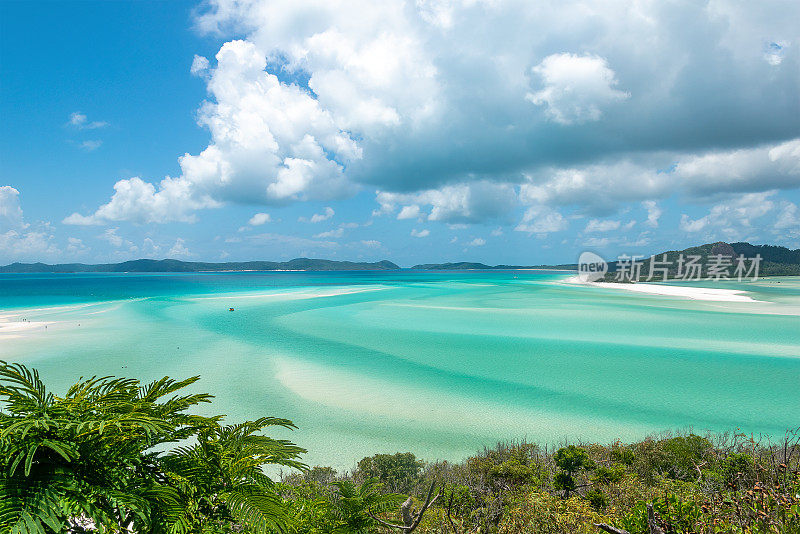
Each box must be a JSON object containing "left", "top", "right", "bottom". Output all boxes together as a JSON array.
[{"left": 1, "top": 271, "right": 799, "bottom": 469}]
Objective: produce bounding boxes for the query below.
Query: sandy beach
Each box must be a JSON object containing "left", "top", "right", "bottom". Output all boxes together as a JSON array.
[
  {"left": 562, "top": 277, "right": 760, "bottom": 303},
  {"left": 0, "top": 314, "right": 52, "bottom": 339},
  {"left": 0, "top": 303, "right": 102, "bottom": 340}
]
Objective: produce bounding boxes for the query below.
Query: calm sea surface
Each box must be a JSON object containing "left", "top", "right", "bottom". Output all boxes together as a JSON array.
[{"left": 1, "top": 271, "right": 799, "bottom": 469}]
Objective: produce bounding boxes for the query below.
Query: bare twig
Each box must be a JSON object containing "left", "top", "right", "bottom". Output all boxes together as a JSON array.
[
  {"left": 647, "top": 503, "right": 665, "bottom": 534},
  {"left": 446, "top": 491, "right": 460, "bottom": 534},
  {"left": 369, "top": 512, "right": 411, "bottom": 531},
  {"left": 368, "top": 482, "right": 441, "bottom": 533},
  {"left": 693, "top": 460, "right": 707, "bottom": 482},
  {"left": 594, "top": 524, "right": 630, "bottom": 534}
]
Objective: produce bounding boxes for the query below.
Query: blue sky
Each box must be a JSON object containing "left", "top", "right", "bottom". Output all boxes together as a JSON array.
[{"left": 1, "top": 0, "right": 799, "bottom": 266}]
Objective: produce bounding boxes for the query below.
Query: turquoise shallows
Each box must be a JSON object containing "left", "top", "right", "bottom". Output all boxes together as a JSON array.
[{"left": 1, "top": 271, "right": 799, "bottom": 469}]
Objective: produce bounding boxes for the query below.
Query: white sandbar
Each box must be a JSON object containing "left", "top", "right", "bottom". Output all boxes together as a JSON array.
[{"left": 563, "top": 277, "right": 759, "bottom": 302}]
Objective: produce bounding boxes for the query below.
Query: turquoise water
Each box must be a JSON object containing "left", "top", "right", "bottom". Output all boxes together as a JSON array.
[{"left": 1, "top": 271, "right": 799, "bottom": 469}]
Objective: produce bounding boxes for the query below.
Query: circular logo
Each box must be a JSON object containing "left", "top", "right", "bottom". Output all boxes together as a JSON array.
[{"left": 577, "top": 251, "right": 607, "bottom": 282}]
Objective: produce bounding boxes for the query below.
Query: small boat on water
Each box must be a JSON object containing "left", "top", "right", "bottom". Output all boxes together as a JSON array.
[{"left": 229, "top": 308, "right": 235, "bottom": 312}]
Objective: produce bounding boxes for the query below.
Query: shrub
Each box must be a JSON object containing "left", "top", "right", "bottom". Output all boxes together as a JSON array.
[
  {"left": 610, "top": 443, "right": 635, "bottom": 466},
  {"left": 356, "top": 452, "right": 424, "bottom": 494},
  {"left": 499, "top": 491, "right": 608, "bottom": 534},
  {"left": 591, "top": 464, "right": 626, "bottom": 485},
  {"left": 722, "top": 452, "right": 754, "bottom": 484},
  {"left": 586, "top": 489, "right": 608, "bottom": 510},
  {"left": 553, "top": 445, "right": 595, "bottom": 498},
  {"left": 631, "top": 433, "right": 713, "bottom": 483}
]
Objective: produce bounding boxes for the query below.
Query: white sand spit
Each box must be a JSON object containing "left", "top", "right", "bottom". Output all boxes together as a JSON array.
[{"left": 563, "top": 277, "right": 759, "bottom": 302}]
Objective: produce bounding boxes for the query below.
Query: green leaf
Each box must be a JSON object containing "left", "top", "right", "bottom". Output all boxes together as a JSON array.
[
  {"left": 8, "top": 450, "right": 25, "bottom": 477},
  {"left": 39, "top": 440, "right": 78, "bottom": 463},
  {"left": 24, "top": 443, "right": 39, "bottom": 477}
]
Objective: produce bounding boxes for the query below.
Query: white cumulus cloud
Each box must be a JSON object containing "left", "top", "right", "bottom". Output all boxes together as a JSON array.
[
  {"left": 300, "top": 206, "right": 335, "bottom": 223},
  {"left": 584, "top": 219, "right": 622, "bottom": 233},
  {"left": 168, "top": 238, "right": 192, "bottom": 257},
  {"left": 679, "top": 191, "right": 779, "bottom": 240},
  {"left": 69, "top": 112, "right": 108, "bottom": 130},
  {"left": 68, "top": 0, "right": 800, "bottom": 230},
  {"left": 527, "top": 53, "right": 629, "bottom": 125},
  {"left": 191, "top": 54, "right": 210, "bottom": 76},
  {"left": 515, "top": 205, "right": 569, "bottom": 235},
  {"left": 0, "top": 186, "right": 25, "bottom": 230},
  {"left": 642, "top": 201, "right": 662, "bottom": 227},
  {"left": 248, "top": 212, "right": 272, "bottom": 226},
  {"left": 376, "top": 182, "right": 517, "bottom": 223},
  {"left": 314, "top": 227, "right": 344, "bottom": 238},
  {"left": 0, "top": 187, "right": 61, "bottom": 261},
  {"left": 64, "top": 176, "right": 215, "bottom": 225}
]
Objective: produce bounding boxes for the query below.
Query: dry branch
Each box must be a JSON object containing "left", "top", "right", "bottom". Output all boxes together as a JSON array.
[{"left": 368, "top": 481, "right": 441, "bottom": 533}]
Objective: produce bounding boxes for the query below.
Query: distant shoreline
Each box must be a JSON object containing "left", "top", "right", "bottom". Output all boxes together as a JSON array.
[
  {"left": 0, "top": 258, "right": 402, "bottom": 274},
  {"left": 3, "top": 240, "right": 799, "bottom": 274},
  {"left": 1, "top": 265, "right": 578, "bottom": 274}
]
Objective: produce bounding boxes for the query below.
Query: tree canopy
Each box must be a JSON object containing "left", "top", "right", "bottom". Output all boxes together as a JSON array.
[{"left": 0, "top": 361, "right": 305, "bottom": 534}]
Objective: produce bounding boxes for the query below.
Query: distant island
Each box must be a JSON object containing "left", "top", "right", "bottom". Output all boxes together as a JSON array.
[
  {"left": 2, "top": 241, "right": 799, "bottom": 276},
  {"left": 0, "top": 258, "right": 400, "bottom": 273}
]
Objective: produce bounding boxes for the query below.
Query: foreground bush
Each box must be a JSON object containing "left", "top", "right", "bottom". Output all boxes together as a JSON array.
[
  {"left": 0, "top": 361, "right": 305, "bottom": 533},
  {"left": 2, "top": 361, "right": 798, "bottom": 533}
]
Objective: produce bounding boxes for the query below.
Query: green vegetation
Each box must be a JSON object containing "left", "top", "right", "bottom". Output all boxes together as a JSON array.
[
  {"left": 2, "top": 361, "right": 799, "bottom": 533},
  {"left": 356, "top": 453, "right": 424, "bottom": 494},
  {"left": 0, "top": 361, "right": 305, "bottom": 534},
  {"left": 602, "top": 242, "right": 800, "bottom": 281}
]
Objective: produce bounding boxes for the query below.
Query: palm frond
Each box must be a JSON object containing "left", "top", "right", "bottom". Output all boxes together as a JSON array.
[
  {"left": 220, "top": 488, "right": 288, "bottom": 533},
  {"left": 0, "top": 361, "right": 53, "bottom": 412}
]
